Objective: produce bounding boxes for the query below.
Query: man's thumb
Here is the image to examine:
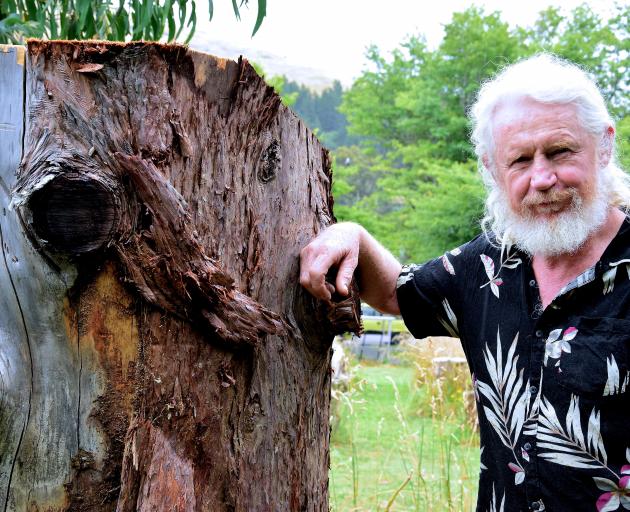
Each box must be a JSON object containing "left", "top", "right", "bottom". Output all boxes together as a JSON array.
[{"left": 336, "top": 258, "right": 357, "bottom": 297}]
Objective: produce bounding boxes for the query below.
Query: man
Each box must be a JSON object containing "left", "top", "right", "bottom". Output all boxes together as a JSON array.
[{"left": 300, "top": 54, "right": 630, "bottom": 511}]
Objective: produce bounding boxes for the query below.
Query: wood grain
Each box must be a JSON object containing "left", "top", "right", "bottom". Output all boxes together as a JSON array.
[
  {"left": 0, "top": 40, "right": 361, "bottom": 511},
  {"left": 0, "top": 43, "right": 80, "bottom": 511}
]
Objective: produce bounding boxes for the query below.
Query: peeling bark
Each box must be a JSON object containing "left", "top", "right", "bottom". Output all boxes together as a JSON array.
[{"left": 0, "top": 40, "right": 360, "bottom": 511}]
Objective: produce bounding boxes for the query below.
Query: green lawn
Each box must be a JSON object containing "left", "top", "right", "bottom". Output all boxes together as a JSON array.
[{"left": 330, "top": 364, "right": 480, "bottom": 511}]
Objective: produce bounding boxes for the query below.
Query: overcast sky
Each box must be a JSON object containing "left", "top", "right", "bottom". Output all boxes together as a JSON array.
[{"left": 190, "top": 0, "right": 619, "bottom": 87}]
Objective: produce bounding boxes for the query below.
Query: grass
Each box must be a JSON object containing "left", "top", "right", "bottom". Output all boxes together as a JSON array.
[{"left": 329, "top": 348, "right": 480, "bottom": 511}]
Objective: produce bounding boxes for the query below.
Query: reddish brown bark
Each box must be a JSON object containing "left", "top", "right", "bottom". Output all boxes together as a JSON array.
[{"left": 0, "top": 40, "right": 360, "bottom": 511}]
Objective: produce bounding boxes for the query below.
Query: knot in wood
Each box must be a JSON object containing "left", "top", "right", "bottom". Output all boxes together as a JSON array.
[
  {"left": 27, "top": 176, "right": 118, "bottom": 255},
  {"left": 258, "top": 139, "right": 281, "bottom": 183}
]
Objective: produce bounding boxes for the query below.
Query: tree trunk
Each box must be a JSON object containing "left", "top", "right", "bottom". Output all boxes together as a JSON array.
[{"left": 0, "top": 41, "right": 360, "bottom": 512}]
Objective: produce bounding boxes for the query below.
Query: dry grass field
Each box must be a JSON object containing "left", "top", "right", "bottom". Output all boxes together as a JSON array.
[{"left": 330, "top": 336, "right": 480, "bottom": 511}]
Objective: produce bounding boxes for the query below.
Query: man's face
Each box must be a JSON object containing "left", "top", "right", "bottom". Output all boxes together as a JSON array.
[
  {"left": 488, "top": 98, "right": 611, "bottom": 256},
  {"left": 492, "top": 98, "right": 600, "bottom": 218}
]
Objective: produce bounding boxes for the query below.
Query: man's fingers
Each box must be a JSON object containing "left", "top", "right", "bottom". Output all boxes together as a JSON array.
[
  {"left": 299, "top": 250, "right": 333, "bottom": 300},
  {"left": 335, "top": 253, "right": 358, "bottom": 297},
  {"left": 299, "top": 223, "right": 361, "bottom": 301}
]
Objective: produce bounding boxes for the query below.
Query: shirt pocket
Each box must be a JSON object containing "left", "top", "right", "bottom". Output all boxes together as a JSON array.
[{"left": 556, "top": 317, "right": 630, "bottom": 401}]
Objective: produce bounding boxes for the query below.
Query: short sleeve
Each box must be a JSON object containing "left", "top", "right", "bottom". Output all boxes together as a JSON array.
[{"left": 396, "top": 249, "right": 465, "bottom": 340}]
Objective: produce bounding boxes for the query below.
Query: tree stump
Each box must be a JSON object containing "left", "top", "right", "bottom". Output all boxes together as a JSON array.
[{"left": 0, "top": 41, "right": 360, "bottom": 511}]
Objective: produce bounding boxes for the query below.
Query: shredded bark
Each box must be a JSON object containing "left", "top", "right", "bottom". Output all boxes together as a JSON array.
[
  {"left": 114, "top": 153, "right": 285, "bottom": 345},
  {"left": 5, "top": 39, "right": 361, "bottom": 511}
]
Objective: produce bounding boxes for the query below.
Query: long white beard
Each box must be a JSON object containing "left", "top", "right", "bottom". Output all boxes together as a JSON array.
[{"left": 491, "top": 174, "right": 611, "bottom": 257}]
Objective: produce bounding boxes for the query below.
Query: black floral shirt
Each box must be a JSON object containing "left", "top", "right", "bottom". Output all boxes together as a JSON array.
[{"left": 396, "top": 217, "right": 630, "bottom": 512}]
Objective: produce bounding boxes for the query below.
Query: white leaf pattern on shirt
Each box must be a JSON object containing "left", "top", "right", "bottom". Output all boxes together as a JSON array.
[
  {"left": 437, "top": 298, "right": 458, "bottom": 337},
  {"left": 479, "top": 247, "right": 522, "bottom": 299},
  {"left": 476, "top": 329, "right": 531, "bottom": 483},
  {"left": 603, "top": 354, "right": 629, "bottom": 396},
  {"left": 537, "top": 394, "right": 607, "bottom": 469}
]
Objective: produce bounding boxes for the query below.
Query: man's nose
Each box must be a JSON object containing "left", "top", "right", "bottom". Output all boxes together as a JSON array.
[{"left": 530, "top": 156, "right": 557, "bottom": 191}]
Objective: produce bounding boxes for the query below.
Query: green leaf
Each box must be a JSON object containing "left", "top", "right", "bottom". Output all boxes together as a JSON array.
[
  {"left": 113, "top": 8, "right": 128, "bottom": 40},
  {"left": 47, "top": 1, "right": 58, "bottom": 38},
  {"left": 157, "top": 0, "right": 173, "bottom": 39},
  {"left": 174, "top": 0, "right": 186, "bottom": 40},
  {"left": 131, "top": 0, "right": 140, "bottom": 38},
  {"left": 141, "top": 0, "right": 153, "bottom": 38},
  {"left": 77, "top": 0, "right": 92, "bottom": 35},
  {"left": 183, "top": 0, "right": 195, "bottom": 43},
  {"left": 166, "top": 6, "right": 175, "bottom": 41},
  {"left": 207, "top": 0, "right": 213, "bottom": 22},
  {"left": 24, "top": 0, "right": 36, "bottom": 19},
  {"left": 231, "top": 0, "right": 240, "bottom": 20},
  {"left": 84, "top": 6, "right": 96, "bottom": 37},
  {"left": 251, "top": 0, "right": 265, "bottom": 36}
]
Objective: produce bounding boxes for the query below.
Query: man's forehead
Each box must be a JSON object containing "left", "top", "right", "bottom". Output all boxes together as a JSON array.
[
  {"left": 491, "top": 98, "right": 582, "bottom": 147},
  {"left": 493, "top": 98, "right": 578, "bottom": 128}
]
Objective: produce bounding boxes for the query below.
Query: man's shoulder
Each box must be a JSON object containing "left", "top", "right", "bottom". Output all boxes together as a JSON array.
[{"left": 448, "top": 232, "right": 501, "bottom": 260}]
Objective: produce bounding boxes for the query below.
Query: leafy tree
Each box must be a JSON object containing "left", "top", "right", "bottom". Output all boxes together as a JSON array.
[
  {"left": 617, "top": 116, "right": 630, "bottom": 172},
  {"left": 340, "top": 41, "right": 428, "bottom": 150},
  {"left": 250, "top": 62, "right": 298, "bottom": 107},
  {"left": 334, "top": 3, "right": 629, "bottom": 263},
  {"left": 342, "top": 7, "right": 520, "bottom": 162},
  {"left": 516, "top": 4, "right": 629, "bottom": 117},
  {"left": 0, "top": 0, "right": 266, "bottom": 43},
  {"left": 282, "top": 79, "right": 355, "bottom": 148},
  {"left": 334, "top": 146, "right": 485, "bottom": 262}
]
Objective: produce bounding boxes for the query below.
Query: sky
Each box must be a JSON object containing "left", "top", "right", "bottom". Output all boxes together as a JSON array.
[{"left": 190, "top": 0, "right": 620, "bottom": 88}]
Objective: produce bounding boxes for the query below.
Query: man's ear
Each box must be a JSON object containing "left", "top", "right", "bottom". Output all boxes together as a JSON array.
[
  {"left": 481, "top": 155, "right": 497, "bottom": 182},
  {"left": 482, "top": 155, "right": 491, "bottom": 171},
  {"left": 599, "top": 126, "right": 615, "bottom": 168}
]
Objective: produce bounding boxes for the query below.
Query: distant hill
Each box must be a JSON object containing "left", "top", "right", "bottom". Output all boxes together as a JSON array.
[{"left": 189, "top": 37, "right": 337, "bottom": 92}]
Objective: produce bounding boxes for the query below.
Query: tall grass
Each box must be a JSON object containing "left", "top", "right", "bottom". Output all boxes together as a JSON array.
[{"left": 330, "top": 336, "right": 479, "bottom": 511}]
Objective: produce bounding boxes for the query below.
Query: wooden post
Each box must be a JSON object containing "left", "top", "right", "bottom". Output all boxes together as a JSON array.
[{"left": 0, "top": 41, "right": 360, "bottom": 511}]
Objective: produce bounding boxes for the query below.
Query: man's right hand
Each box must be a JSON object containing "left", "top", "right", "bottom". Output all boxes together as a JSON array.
[
  {"left": 299, "top": 222, "right": 361, "bottom": 301},
  {"left": 299, "top": 222, "right": 402, "bottom": 315}
]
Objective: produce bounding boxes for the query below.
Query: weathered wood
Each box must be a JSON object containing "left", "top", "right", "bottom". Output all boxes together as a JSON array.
[
  {"left": 1, "top": 43, "right": 81, "bottom": 511},
  {"left": 0, "top": 43, "right": 30, "bottom": 511},
  {"left": 0, "top": 40, "right": 360, "bottom": 511}
]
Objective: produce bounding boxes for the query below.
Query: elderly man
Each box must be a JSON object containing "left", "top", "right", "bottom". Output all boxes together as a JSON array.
[{"left": 300, "top": 54, "right": 630, "bottom": 511}]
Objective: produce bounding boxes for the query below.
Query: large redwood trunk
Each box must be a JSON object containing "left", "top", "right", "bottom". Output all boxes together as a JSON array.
[{"left": 0, "top": 41, "right": 359, "bottom": 511}]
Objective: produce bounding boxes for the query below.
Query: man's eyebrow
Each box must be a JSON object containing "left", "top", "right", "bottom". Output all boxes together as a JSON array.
[
  {"left": 546, "top": 138, "right": 579, "bottom": 151},
  {"left": 505, "top": 145, "right": 533, "bottom": 161}
]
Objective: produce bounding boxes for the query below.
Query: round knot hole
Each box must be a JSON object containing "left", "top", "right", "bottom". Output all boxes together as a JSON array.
[{"left": 28, "top": 176, "right": 118, "bottom": 255}]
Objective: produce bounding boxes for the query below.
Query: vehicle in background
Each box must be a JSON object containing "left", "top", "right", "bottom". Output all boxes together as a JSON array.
[{"left": 360, "top": 304, "right": 407, "bottom": 344}]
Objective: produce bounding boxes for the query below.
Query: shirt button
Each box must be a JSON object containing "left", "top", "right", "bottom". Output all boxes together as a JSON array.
[
  {"left": 529, "top": 279, "right": 536, "bottom": 287},
  {"left": 535, "top": 330, "right": 543, "bottom": 338},
  {"left": 530, "top": 386, "right": 538, "bottom": 395},
  {"left": 531, "top": 502, "right": 541, "bottom": 511},
  {"left": 524, "top": 442, "right": 532, "bottom": 450}
]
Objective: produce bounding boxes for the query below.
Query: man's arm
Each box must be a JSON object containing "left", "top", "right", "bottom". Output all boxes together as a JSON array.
[{"left": 299, "top": 222, "right": 402, "bottom": 315}]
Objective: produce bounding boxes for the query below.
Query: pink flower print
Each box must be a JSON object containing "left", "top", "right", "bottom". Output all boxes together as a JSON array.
[
  {"left": 480, "top": 254, "right": 503, "bottom": 298},
  {"left": 594, "top": 476, "right": 630, "bottom": 511},
  {"left": 543, "top": 327, "right": 578, "bottom": 367}
]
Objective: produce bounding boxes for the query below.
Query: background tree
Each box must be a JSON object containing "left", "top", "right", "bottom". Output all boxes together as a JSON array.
[
  {"left": 282, "top": 79, "right": 355, "bottom": 148},
  {"left": 330, "top": 3, "right": 629, "bottom": 263}
]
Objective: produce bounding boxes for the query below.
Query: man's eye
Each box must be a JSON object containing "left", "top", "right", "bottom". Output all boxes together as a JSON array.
[
  {"left": 549, "top": 148, "right": 572, "bottom": 158},
  {"left": 511, "top": 155, "right": 531, "bottom": 165}
]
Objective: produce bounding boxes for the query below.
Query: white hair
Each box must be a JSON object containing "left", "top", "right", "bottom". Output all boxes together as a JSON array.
[{"left": 469, "top": 53, "right": 630, "bottom": 244}]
